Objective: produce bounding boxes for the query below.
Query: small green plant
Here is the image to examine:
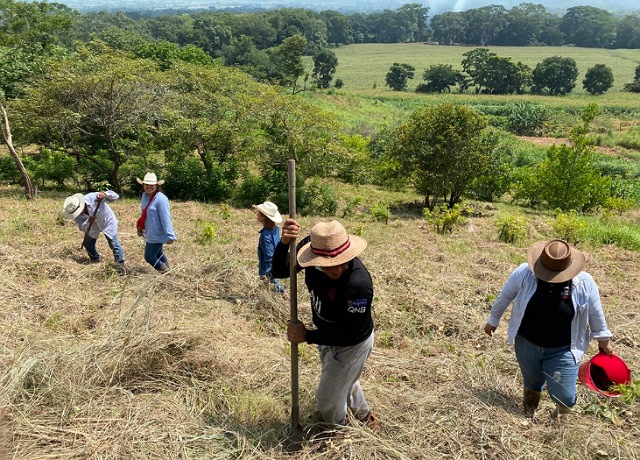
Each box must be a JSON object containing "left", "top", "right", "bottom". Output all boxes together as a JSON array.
[
  {"left": 342, "top": 195, "right": 363, "bottom": 218},
  {"left": 614, "top": 380, "right": 640, "bottom": 405},
  {"left": 95, "top": 181, "right": 112, "bottom": 192},
  {"left": 370, "top": 201, "right": 391, "bottom": 224},
  {"left": 423, "top": 204, "right": 467, "bottom": 234},
  {"left": 353, "top": 224, "right": 364, "bottom": 236},
  {"left": 496, "top": 214, "right": 528, "bottom": 243},
  {"left": 553, "top": 210, "right": 587, "bottom": 244},
  {"left": 218, "top": 204, "right": 232, "bottom": 220},
  {"left": 196, "top": 221, "right": 217, "bottom": 245}
]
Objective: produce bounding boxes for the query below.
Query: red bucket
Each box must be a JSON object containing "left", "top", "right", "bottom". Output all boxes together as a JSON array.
[{"left": 578, "top": 352, "right": 632, "bottom": 397}]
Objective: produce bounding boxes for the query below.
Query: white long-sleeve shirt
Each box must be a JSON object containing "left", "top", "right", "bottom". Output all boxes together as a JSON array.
[
  {"left": 487, "top": 262, "right": 612, "bottom": 362},
  {"left": 74, "top": 191, "right": 120, "bottom": 239}
]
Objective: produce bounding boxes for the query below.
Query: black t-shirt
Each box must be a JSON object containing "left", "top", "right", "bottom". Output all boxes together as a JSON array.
[
  {"left": 518, "top": 279, "right": 574, "bottom": 348},
  {"left": 272, "top": 236, "right": 374, "bottom": 346}
]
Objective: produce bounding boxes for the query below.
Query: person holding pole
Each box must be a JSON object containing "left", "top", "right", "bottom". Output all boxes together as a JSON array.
[
  {"left": 272, "top": 218, "right": 377, "bottom": 428},
  {"left": 62, "top": 190, "right": 125, "bottom": 266}
]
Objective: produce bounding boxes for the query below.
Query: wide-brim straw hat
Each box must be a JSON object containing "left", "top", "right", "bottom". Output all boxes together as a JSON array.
[
  {"left": 136, "top": 172, "right": 165, "bottom": 185},
  {"left": 62, "top": 193, "right": 86, "bottom": 219},
  {"left": 253, "top": 201, "right": 282, "bottom": 224},
  {"left": 297, "top": 220, "right": 367, "bottom": 268},
  {"left": 527, "top": 239, "right": 585, "bottom": 283}
]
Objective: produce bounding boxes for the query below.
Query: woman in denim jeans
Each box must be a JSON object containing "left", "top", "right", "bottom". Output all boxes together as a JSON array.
[
  {"left": 484, "top": 240, "right": 613, "bottom": 420},
  {"left": 137, "top": 172, "right": 176, "bottom": 272},
  {"left": 253, "top": 201, "right": 286, "bottom": 297}
]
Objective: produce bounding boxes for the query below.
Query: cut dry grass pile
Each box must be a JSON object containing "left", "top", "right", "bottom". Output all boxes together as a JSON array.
[{"left": 0, "top": 186, "right": 638, "bottom": 459}]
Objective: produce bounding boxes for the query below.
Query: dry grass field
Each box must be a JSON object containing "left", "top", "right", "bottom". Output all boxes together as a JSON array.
[{"left": 0, "top": 184, "right": 639, "bottom": 459}]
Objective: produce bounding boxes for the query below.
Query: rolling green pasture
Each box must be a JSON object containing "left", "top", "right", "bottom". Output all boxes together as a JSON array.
[
  {"left": 327, "top": 43, "right": 640, "bottom": 94},
  {"left": 302, "top": 44, "right": 640, "bottom": 134}
]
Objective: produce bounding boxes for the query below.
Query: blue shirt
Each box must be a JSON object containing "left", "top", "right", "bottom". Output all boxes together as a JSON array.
[
  {"left": 257, "top": 226, "right": 280, "bottom": 277},
  {"left": 140, "top": 192, "right": 176, "bottom": 244}
]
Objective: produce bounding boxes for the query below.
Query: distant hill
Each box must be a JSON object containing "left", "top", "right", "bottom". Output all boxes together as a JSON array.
[{"left": 24, "top": 0, "right": 640, "bottom": 14}]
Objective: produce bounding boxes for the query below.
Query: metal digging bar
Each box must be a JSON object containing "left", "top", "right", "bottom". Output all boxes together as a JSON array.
[{"left": 286, "top": 159, "right": 303, "bottom": 451}]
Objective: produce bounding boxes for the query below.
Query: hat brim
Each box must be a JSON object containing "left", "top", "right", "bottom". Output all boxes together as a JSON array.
[
  {"left": 136, "top": 177, "right": 165, "bottom": 185},
  {"left": 527, "top": 240, "right": 585, "bottom": 283},
  {"left": 297, "top": 235, "right": 367, "bottom": 268},
  {"left": 63, "top": 193, "right": 86, "bottom": 219},
  {"left": 252, "top": 204, "right": 283, "bottom": 224}
]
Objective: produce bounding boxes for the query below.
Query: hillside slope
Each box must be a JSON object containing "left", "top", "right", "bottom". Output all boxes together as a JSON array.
[{"left": 0, "top": 186, "right": 638, "bottom": 459}]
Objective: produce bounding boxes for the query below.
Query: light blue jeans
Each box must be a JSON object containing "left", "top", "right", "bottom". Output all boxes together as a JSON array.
[
  {"left": 514, "top": 334, "right": 578, "bottom": 408},
  {"left": 316, "top": 331, "right": 374, "bottom": 425},
  {"left": 144, "top": 242, "right": 168, "bottom": 270},
  {"left": 84, "top": 234, "right": 124, "bottom": 264}
]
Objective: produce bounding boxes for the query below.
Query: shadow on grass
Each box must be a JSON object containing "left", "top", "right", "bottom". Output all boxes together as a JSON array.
[{"left": 471, "top": 386, "right": 523, "bottom": 417}]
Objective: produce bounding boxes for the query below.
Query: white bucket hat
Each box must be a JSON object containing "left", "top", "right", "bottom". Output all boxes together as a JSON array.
[
  {"left": 62, "top": 193, "right": 86, "bottom": 219},
  {"left": 136, "top": 172, "right": 165, "bottom": 185},
  {"left": 253, "top": 201, "right": 282, "bottom": 224}
]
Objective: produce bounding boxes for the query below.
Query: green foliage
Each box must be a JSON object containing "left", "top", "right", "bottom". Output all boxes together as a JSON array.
[
  {"left": 0, "top": 154, "right": 28, "bottom": 184},
  {"left": 369, "top": 202, "right": 391, "bottom": 224},
  {"left": 312, "top": 48, "right": 338, "bottom": 89},
  {"left": 385, "top": 103, "right": 491, "bottom": 210},
  {"left": 582, "top": 217, "right": 640, "bottom": 251},
  {"left": 164, "top": 156, "right": 234, "bottom": 202},
  {"left": 532, "top": 56, "right": 578, "bottom": 95},
  {"left": 29, "top": 148, "right": 75, "bottom": 187},
  {"left": 513, "top": 104, "right": 614, "bottom": 212},
  {"left": 385, "top": 63, "right": 415, "bottom": 91},
  {"left": 335, "top": 134, "right": 372, "bottom": 185},
  {"left": 232, "top": 172, "right": 268, "bottom": 208},
  {"left": 341, "top": 195, "right": 363, "bottom": 218},
  {"left": 297, "top": 178, "right": 338, "bottom": 217},
  {"left": 196, "top": 220, "right": 218, "bottom": 245},
  {"left": 615, "top": 381, "right": 640, "bottom": 405},
  {"left": 466, "top": 128, "right": 515, "bottom": 202},
  {"left": 417, "top": 64, "right": 460, "bottom": 93},
  {"left": 496, "top": 214, "right": 528, "bottom": 244},
  {"left": 583, "top": 64, "right": 614, "bottom": 95},
  {"left": 267, "top": 34, "right": 307, "bottom": 92},
  {"left": 334, "top": 78, "right": 344, "bottom": 88},
  {"left": 552, "top": 210, "right": 587, "bottom": 244},
  {"left": 506, "top": 102, "right": 550, "bottom": 136},
  {"left": 423, "top": 204, "right": 467, "bottom": 234}
]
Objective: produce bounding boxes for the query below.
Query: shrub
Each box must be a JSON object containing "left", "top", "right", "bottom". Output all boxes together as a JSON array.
[
  {"left": 29, "top": 148, "right": 76, "bottom": 188},
  {"left": 196, "top": 220, "right": 217, "bottom": 245},
  {"left": 342, "top": 195, "right": 363, "bottom": 218},
  {"left": 297, "top": 178, "right": 338, "bottom": 217},
  {"left": 370, "top": 202, "right": 391, "bottom": 224},
  {"left": 583, "top": 64, "right": 614, "bottom": 95},
  {"left": 165, "top": 157, "right": 235, "bottom": 202},
  {"left": 506, "top": 102, "right": 549, "bottom": 136},
  {"left": 232, "top": 172, "right": 268, "bottom": 208},
  {"left": 334, "top": 78, "right": 344, "bottom": 88},
  {"left": 496, "top": 214, "right": 528, "bottom": 244},
  {"left": 423, "top": 204, "right": 467, "bottom": 234},
  {"left": 553, "top": 210, "right": 587, "bottom": 245}
]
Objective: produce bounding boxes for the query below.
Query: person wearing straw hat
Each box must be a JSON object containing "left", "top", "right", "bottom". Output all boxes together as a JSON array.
[
  {"left": 62, "top": 190, "right": 125, "bottom": 266},
  {"left": 252, "top": 201, "right": 287, "bottom": 297},
  {"left": 484, "top": 239, "right": 613, "bottom": 420},
  {"left": 272, "top": 219, "right": 376, "bottom": 428},
  {"left": 136, "top": 172, "right": 175, "bottom": 273}
]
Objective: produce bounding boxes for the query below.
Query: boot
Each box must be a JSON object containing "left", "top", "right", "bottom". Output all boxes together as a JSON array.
[
  {"left": 523, "top": 388, "right": 541, "bottom": 417},
  {"left": 552, "top": 403, "right": 571, "bottom": 422}
]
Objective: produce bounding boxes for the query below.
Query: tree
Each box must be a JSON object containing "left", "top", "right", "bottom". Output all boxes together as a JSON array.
[
  {"left": 0, "top": 102, "right": 36, "bottom": 199},
  {"left": 397, "top": 3, "right": 429, "bottom": 42},
  {"left": 560, "top": 6, "right": 616, "bottom": 48},
  {"left": 429, "top": 12, "right": 467, "bottom": 45},
  {"left": 11, "top": 47, "right": 165, "bottom": 194},
  {"left": 614, "top": 15, "right": 640, "bottom": 49},
  {"left": 499, "top": 3, "right": 551, "bottom": 46},
  {"left": 416, "top": 64, "right": 460, "bottom": 93},
  {"left": 267, "top": 34, "right": 307, "bottom": 93},
  {"left": 312, "top": 48, "right": 338, "bottom": 89},
  {"left": 532, "top": 56, "right": 578, "bottom": 95},
  {"left": 384, "top": 103, "right": 491, "bottom": 209},
  {"left": 623, "top": 64, "right": 640, "bottom": 92},
  {"left": 583, "top": 64, "right": 614, "bottom": 95},
  {"left": 481, "top": 56, "right": 531, "bottom": 94},
  {"left": 385, "top": 62, "right": 415, "bottom": 91},
  {"left": 514, "top": 104, "right": 612, "bottom": 212},
  {"left": 462, "top": 5, "right": 508, "bottom": 45},
  {"left": 461, "top": 48, "right": 496, "bottom": 93}
]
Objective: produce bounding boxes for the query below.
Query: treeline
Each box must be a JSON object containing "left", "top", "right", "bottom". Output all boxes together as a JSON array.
[{"left": 77, "top": 3, "right": 640, "bottom": 51}]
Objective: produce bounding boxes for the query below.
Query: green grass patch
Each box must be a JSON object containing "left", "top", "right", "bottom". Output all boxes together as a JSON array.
[{"left": 582, "top": 216, "right": 640, "bottom": 251}]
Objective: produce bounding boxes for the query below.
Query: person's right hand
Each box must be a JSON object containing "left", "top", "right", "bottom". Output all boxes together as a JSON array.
[
  {"left": 484, "top": 323, "right": 497, "bottom": 336},
  {"left": 137, "top": 229, "right": 144, "bottom": 237},
  {"left": 281, "top": 218, "right": 301, "bottom": 245}
]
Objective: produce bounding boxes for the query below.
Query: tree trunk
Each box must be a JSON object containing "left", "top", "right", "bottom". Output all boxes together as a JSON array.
[{"left": 0, "top": 103, "right": 36, "bottom": 200}]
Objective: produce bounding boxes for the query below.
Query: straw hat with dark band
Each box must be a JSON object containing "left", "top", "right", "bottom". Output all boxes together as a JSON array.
[
  {"left": 297, "top": 220, "right": 367, "bottom": 268},
  {"left": 527, "top": 239, "right": 585, "bottom": 283}
]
